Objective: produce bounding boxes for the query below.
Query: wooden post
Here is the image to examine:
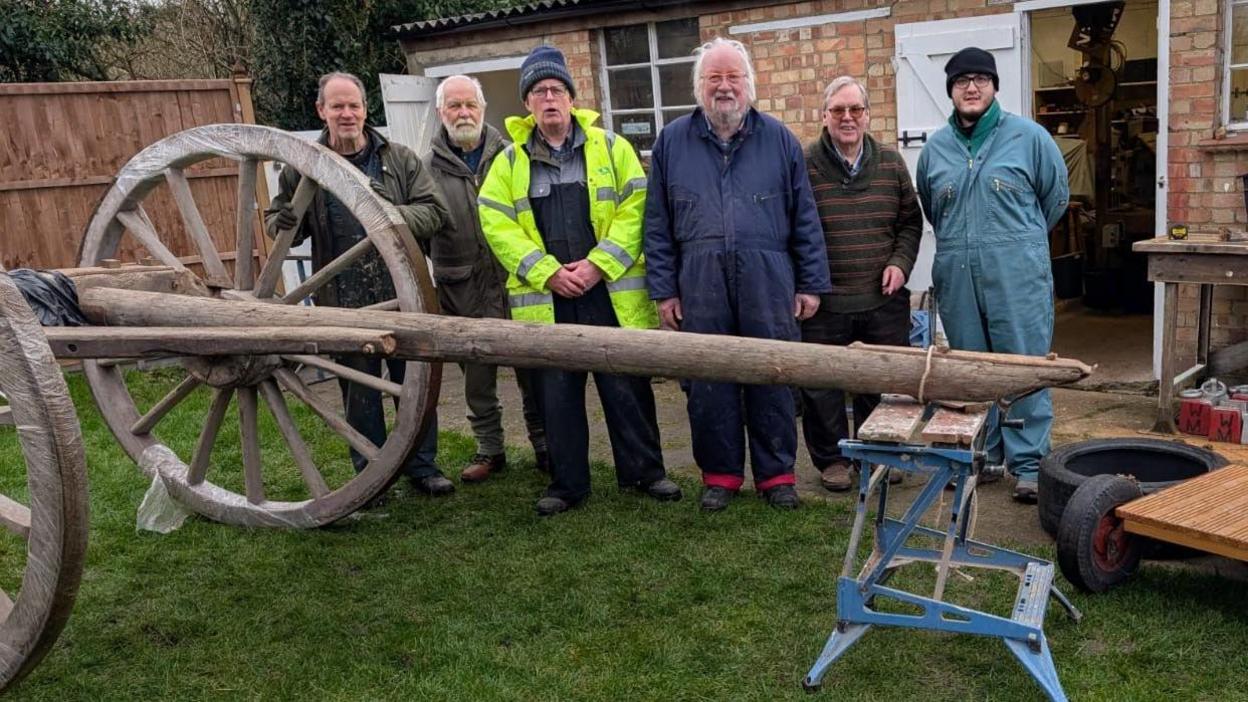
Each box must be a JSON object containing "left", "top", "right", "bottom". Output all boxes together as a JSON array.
[
  {"left": 231, "top": 63, "right": 272, "bottom": 284},
  {"left": 76, "top": 287, "right": 1094, "bottom": 403}
]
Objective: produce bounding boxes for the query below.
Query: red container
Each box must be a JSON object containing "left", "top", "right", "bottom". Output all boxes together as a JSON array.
[
  {"left": 1209, "top": 406, "right": 1243, "bottom": 443},
  {"left": 1178, "top": 395, "right": 1212, "bottom": 436}
]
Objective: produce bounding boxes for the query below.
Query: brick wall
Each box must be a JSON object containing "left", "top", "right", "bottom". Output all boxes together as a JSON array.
[
  {"left": 399, "top": 0, "right": 1248, "bottom": 362},
  {"left": 697, "top": 0, "right": 1009, "bottom": 145},
  {"left": 1167, "top": 0, "right": 1248, "bottom": 355}
]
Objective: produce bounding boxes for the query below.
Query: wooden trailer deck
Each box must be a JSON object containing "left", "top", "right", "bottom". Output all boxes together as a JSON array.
[{"left": 1116, "top": 463, "right": 1248, "bottom": 562}]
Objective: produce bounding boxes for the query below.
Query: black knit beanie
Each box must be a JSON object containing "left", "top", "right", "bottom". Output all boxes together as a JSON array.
[
  {"left": 944, "top": 47, "right": 998, "bottom": 96},
  {"left": 519, "top": 45, "right": 576, "bottom": 100}
]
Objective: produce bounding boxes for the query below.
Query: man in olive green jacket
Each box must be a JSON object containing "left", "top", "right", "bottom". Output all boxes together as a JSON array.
[
  {"left": 264, "top": 71, "right": 452, "bottom": 498},
  {"left": 425, "top": 74, "right": 546, "bottom": 483}
]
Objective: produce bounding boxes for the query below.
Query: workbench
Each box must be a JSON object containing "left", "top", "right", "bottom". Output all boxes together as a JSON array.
[
  {"left": 1132, "top": 238, "right": 1248, "bottom": 433},
  {"left": 802, "top": 397, "right": 1080, "bottom": 701}
]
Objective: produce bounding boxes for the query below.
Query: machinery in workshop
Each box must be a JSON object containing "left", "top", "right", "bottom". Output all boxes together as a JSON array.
[{"left": 1067, "top": 1, "right": 1157, "bottom": 313}]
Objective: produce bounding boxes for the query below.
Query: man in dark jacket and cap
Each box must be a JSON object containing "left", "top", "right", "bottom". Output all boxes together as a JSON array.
[
  {"left": 265, "top": 71, "right": 454, "bottom": 499},
  {"left": 916, "top": 48, "right": 1069, "bottom": 503},
  {"left": 426, "top": 74, "right": 547, "bottom": 483},
  {"left": 644, "top": 37, "right": 831, "bottom": 512}
]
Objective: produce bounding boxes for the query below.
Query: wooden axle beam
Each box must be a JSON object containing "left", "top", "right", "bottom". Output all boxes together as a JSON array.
[
  {"left": 42, "top": 326, "right": 396, "bottom": 358},
  {"left": 77, "top": 287, "right": 1093, "bottom": 403}
]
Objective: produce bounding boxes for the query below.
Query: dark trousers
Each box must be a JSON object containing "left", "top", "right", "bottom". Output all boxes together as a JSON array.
[
  {"left": 536, "top": 285, "right": 666, "bottom": 503},
  {"left": 799, "top": 294, "right": 911, "bottom": 468},
  {"left": 535, "top": 367, "right": 666, "bottom": 503},
  {"left": 337, "top": 357, "right": 440, "bottom": 479}
]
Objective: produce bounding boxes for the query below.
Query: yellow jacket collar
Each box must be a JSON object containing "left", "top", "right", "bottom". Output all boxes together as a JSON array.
[{"left": 505, "top": 108, "right": 602, "bottom": 145}]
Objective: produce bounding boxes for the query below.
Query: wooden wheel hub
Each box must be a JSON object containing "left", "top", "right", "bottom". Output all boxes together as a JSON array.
[{"left": 182, "top": 354, "right": 283, "bottom": 388}]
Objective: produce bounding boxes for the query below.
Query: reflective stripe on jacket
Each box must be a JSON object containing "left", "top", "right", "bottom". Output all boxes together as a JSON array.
[{"left": 477, "top": 108, "right": 657, "bottom": 328}]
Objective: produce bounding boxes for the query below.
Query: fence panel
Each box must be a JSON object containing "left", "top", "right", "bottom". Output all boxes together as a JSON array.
[{"left": 0, "top": 79, "right": 266, "bottom": 273}]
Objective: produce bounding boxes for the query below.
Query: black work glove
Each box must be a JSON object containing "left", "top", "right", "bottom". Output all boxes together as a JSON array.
[
  {"left": 273, "top": 204, "right": 298, "bottom": 231},
  {"left": 370, "top": 179, "right": 393, "bottom": 204}
]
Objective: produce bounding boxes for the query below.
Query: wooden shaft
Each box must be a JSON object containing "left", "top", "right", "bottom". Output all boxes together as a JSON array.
[
  {"left": 279, "top": 236, "right": 373, "bottom": 305},
  {"left": 256, "top": 177, "right": 317, "bottom": 298},
  {"left": 43, "top": 326, "right": 397, "bottom": 358},
  {"left": 130, "top": 375, "right": 201, "bottom": 435},
  {"left": 78, "top": 288, "right": 1092, "bottom": 402}
]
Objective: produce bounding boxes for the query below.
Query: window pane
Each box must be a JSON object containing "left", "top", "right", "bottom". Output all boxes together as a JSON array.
[
  {"left": 656, "top": 17, "right": 701, "bottom": 59},
  {"left": 614, "top": 113, "right": 657, "bottom": 152},
  {"left": 1232, "top": 67, "right": 1248, "bottom": 122},
  {"left": 603, "top": 24, "right": 650, "bottom": 65},
  {"left": 662, "top": 109, "right": 692, "bottom": 129},
  {"left": 657, "top": 63, "right": 695, "bottom": 107},
  {"left": 608, "top": 67, "right": 654, "bottom": 110}
]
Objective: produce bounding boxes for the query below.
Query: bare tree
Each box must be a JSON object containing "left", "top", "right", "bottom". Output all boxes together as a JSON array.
[{"left": 102, "top": 0, "right": 253, "bottom": 79}]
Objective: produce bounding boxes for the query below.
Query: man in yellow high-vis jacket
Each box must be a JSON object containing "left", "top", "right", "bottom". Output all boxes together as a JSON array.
[{"left": 478, "top": 45, "right": 680, "bottom": 516}]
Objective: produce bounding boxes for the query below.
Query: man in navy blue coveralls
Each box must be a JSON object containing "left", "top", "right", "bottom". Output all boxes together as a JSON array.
[{"left": 644, "top": 38, "right": 831, "bottom": 512}]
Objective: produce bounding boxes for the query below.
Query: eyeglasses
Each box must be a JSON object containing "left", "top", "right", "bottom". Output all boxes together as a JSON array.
[
  {"left": 827, "top": 105, "right": 867, "bottom": 118},
  {"left": 704, "top": 72, "right": 746, "bottom": 87},
  {"left": 444, "top": 100, "right": 482, "bottom": 112},
  {"left": 952, "top": 74, "right": 993, "bottom": 90},
  {"left": 528, "top": 85, "right": 568, "bottom": 99}
]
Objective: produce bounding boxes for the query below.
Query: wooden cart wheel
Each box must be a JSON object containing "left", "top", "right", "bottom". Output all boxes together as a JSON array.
[
  {"left": 77, "top": 124, "right": 440, "bottom": 528},
  {"left": 0, "top": 271, "right": 90, "bottom": 691}
]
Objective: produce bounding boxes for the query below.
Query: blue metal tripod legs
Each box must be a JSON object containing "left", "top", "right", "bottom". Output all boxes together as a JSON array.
[{"left": 803, "top": 441, "right": 1080, "bottom": 701}]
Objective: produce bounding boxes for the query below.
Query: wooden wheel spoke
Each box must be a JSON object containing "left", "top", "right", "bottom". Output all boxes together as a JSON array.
[
  {"left": 273, "top": 367, "right": 378, "bottom": 460},
  {"left": 283, "top": 354, "right": 402, "bottom": 396},
  {"left": 258, "top": 380, "right": 329, "bottom": 498},
  {"left": 237, "top": 386, "right": 265, "bottom": 504},
  {"left": 0, "top": 587, "right": 13, "bottom": 621},
  {"left": 0, "top": 493, "right": 31, "bottom": 540},
  {"left": 115, "top": 206, "right": 187, "bottom": 271},
  {"left": 0, "top": 404, "right": 11, "bottom": 426},
  {"left": 165, "top": 168, "right": 231, "bottom": 287},
  {"left": 363, "top": 298, "right": 399, "bottom": 311},
  {"left": 279, "top": 236, "right": 374, "bottom": 305},
  {"left": 234, "top": 158, "right": 259, "bottom": 290},
  {"left": 130, "top": 375, "right": 201, "bottom": 435},
  {"left": 189, "top": 388, "right": 233, "bottom": 485},
  {"left": 256, "top": 176, "right": 317, "bottom": 299}
]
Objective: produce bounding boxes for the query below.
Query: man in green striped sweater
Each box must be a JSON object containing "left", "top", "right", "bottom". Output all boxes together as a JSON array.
[{"left": 801, "top": 75, "right": 923, "bottom": 492}]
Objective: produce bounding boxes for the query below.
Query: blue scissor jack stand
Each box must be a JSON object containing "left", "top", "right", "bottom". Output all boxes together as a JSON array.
[{"left": 802, "top": 401, "right": 1082, "bottom": 701}]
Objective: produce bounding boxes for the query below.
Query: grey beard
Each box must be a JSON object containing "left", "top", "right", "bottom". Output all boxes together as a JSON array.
[
  {"left": 447, "top": 123, "right": 482, "bottom": 149},
  {"left": 708, "top": 104, "right": 746, "bottom": 134}
]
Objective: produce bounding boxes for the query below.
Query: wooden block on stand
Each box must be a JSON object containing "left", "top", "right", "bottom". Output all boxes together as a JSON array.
[
  {"left": 921, "top": 405, "right": 990, "bottom": 446},
  {"left": 859, "top": 397, "right": 925, "bottom": 444}
]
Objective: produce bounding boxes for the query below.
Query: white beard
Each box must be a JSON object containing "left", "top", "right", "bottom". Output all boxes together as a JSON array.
[
  {"left": 708, "top": 98, "right": 747, "bottom": 134},
  {"left": 447, "top": 121, "right": 483, "bottom": 148}
]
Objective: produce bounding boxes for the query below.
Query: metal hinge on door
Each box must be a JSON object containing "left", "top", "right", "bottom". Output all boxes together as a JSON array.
[{"left": 900, "top": 130, "right": 927, "bottom": 147}]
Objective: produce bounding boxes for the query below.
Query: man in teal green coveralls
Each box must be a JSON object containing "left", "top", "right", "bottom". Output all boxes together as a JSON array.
[{"left": 915, "top": 47, "right": 1069, "bottom": 503}]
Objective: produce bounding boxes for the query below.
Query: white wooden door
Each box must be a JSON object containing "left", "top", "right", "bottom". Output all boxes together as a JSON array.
[
  {"left": 380, "top": 74, "right": 439, "bottom": 159},
  {"left": 894, "top": 13, "right": 1025, "bottom": 292}
]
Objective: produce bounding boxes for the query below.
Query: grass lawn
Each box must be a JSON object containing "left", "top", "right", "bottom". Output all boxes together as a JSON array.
[{"left": 3, "top": 370, "right": 1247, "bottom": 701}]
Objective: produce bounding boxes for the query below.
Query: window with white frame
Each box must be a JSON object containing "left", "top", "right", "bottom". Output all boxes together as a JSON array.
[
  {"left": 1226, "top": 0, "right": 1248, "bottom": 128},
  {"left": 600, "top": 17, "right": 701, "bottom": 152}
]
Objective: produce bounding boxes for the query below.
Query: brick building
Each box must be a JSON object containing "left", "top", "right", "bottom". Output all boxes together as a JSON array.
[{"left": 392, "top": 0, "right": 1248, "bottom": 379}]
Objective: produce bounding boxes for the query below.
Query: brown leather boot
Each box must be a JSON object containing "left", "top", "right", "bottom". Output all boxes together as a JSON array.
[
  {"left": 819, "top": 461, "right": 855, "bottom": 492},
  {"left": 460, "top": 453, "right": 506, "bottom": 483}
]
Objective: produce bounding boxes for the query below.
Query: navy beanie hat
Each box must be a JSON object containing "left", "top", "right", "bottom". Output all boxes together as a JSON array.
[
  {"left": 519, "top": 45, "right": 576, "bottom": 100},
  {"left": 944, "top": 47, "right": 998, "bottom": 96}
]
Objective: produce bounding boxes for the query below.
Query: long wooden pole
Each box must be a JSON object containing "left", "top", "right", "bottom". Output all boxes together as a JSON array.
[{"left": 76, "top": 287, "right": 1093, "bottom": 402}]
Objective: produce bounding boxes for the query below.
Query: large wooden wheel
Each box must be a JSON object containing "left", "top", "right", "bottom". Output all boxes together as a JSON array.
[
  {"left": 0, "top": 270, "right": 90, "bottom": 691},
  {"left": 78, "top": 124, "right": 440, "bottom": 528}
]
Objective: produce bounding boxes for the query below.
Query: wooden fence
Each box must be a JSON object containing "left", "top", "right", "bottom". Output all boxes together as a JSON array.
[{"left": 0, "top": 76, "right": 268, "bottom": 272}]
